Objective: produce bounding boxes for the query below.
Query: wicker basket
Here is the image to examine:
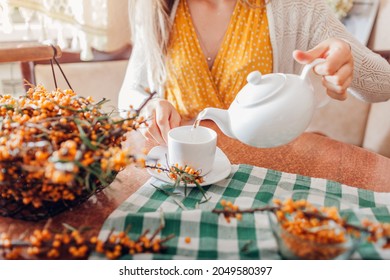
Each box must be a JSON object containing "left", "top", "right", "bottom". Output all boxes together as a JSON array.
[{"left": 0, "top": 171, "right": 117, "bottom": 221}]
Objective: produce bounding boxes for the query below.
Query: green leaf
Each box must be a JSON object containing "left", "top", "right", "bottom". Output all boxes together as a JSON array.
[
  {"left": 0, "top": 104, "right": 14, "bottom": 110},
  {"left": 62, "top": 223, "right": 77, "bottom": 232},
  {"left": 152, "top": 184, "right": 188, "bottom": 210},
  {"left": 75, "top": 121, "right": 98, "bottom": 151},
  {"left": 85, "top": 172, "right": 91, "bottom": 192},
  {"left": 57, "top": 104, "right": 86, "bottom": 113},
  {"left": 74, "top": 161, "right": 109, "bottom": 186},
  {"left": 241, "top": 240, "right": 253, "bottom": 253},
  {"left": 159, "top": 208, "right": 165, "bottom": 228},
  {"left": 97, "top": 133, "right": 107, "bottom": 144},
  {"left": 112, "top": 116, "right": 137, "bottom": 125},
  {"left": 79, "top": 226, "right": 93, "bottom": 233},
  {"left": 93, "top": 115, "right": 110, "bottom": 125},
  {"left": 94, "top": 98, "right": 110, "bottom": 107},
  {"left": 124, "top": 224, "right": 132, "bottom": 234},
  {"left": 195, "top": 181, "right": 211, "bottom": 204}
]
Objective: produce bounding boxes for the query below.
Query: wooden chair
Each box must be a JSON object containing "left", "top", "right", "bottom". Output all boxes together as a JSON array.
[
  {"left": 0, "top": 42, "right": 63, "bottom": 63},
  {"left": 361, "top": 50, "right": 390, "bottom": 157},
  {"left": 19, "top": 44, "right": 132, "bottom": 111},
  {"left": 376, "top": 50, "right": 390, "bottom": 63},
  {"left": 0, "top": 42, "right": 63, "bottom": 97}
]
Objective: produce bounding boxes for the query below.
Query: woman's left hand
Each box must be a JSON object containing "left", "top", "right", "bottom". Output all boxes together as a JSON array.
[{"left": 293, "top": 38, "right": 354, "bottom": 101}]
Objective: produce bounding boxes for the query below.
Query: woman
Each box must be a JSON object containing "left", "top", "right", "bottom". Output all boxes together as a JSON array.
[{"left": 119, "top": 0, "right": 390, "bottom": 145}]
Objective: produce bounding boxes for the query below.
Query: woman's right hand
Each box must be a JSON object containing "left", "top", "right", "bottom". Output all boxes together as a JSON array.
[{"left": 140, "top": 98, "right": 181, "bottom": 145}]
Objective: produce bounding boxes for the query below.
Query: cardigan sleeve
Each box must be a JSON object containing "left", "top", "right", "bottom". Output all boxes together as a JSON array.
[
  {"left": 117, "top": 41, "right": 152, "bottom": 117},
  {"left": 308, "top": 0, "right": 390, "bottom": 102}
]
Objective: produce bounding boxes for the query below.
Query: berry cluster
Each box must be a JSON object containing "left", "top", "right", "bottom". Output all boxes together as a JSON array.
[
  {"left": 146, "top": 163, "right": 209, "bottom": 201},
  {"left": 272, "top": 198, "right": 390, "bottom": 249},
  {"left": 147, "top": 163, "right": 204, "bottom": 186},
  {"left": 273, "top": 198, "right": 351, "bottom": 259},
  {"left": 167, "top": 164, "right": 204, "bottom": 185},
  {"left": 0, "top": 225, "right": 174, "bottom": 260},
  {"left": 219, "top": 199, "right": 242, "bottom": 223}
]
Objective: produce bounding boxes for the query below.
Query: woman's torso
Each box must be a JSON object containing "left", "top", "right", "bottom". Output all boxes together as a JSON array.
[{"left": 165, "top": 0, "right": 273, "bottom": 119}]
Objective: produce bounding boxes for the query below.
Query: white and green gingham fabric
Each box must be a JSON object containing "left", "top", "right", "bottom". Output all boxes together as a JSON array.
[{"left": 94, "top": 164, "right": 390, "bottom": 260}]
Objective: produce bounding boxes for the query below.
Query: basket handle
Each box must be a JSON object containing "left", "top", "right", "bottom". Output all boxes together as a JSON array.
[{"left": 49, "top": 45, "right": 73, "bottom": 91}]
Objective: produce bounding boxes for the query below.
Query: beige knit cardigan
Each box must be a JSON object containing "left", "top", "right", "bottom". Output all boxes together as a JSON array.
[{"left": 118, "top": 0, "right": 390, "bottom": 112}]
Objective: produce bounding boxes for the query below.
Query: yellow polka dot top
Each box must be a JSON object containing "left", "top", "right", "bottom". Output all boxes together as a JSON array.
[{"left": 165, "top": 0, "right": 273, "bottom": 120}]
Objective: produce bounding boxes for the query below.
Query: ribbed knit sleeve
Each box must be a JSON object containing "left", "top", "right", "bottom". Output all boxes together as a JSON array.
[{"left": 270, "top": 0, "right": 390, "bottom": 102}]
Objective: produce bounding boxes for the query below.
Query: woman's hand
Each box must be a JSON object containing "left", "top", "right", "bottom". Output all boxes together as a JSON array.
[
  {"left": 139, "top": 98, "right": 181, "bottom": 145},
  {"left": 293, "top": 38, "right": 354, "bottom": 101}
]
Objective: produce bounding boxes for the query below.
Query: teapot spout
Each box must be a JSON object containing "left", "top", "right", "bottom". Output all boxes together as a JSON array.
[{"left": 199, "top": 108, "right": 236, "bottom": 139}]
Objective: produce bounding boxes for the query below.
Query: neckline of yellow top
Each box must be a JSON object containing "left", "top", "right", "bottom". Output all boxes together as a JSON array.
[{"left": 184, "top": 0, "right": 240, "bottom": 69}]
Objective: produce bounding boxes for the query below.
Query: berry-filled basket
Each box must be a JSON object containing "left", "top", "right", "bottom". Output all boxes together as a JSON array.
[{"left": 0, "top": 85, "right": 144, "bottom": 221}]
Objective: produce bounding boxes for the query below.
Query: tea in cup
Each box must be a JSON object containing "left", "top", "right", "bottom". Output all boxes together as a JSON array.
[{"left": 168, "top": 125, "right": 217, "bottom": 175}]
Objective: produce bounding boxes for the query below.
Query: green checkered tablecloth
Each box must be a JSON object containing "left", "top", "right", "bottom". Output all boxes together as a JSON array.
[{"left": 93, "top": 164, "right": 390, "bottom": 260}]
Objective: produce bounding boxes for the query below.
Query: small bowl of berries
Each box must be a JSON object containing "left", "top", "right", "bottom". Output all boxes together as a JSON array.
[{"left": 267, "top": 191, "right": 363, "bottom": 260}]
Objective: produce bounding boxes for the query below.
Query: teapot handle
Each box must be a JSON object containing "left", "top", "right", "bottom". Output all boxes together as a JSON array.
[
  {"left": 300, "top": 58, "right": 326, "bottom": 81},
  {"left": 300, "top": 58, "right": 329, "bottom": 108}
]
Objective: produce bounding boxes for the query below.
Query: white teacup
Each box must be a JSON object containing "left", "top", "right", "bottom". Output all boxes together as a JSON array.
[{"left": 168, "top": 125, "right": 217, "bottom": 175}]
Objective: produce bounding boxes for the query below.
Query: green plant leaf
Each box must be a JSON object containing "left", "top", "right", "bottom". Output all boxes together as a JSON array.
[
  {"left": 62, "top": 223, "right": 77, "bottom": 232},
  {"left": 152, "top": 184, "right": 188, "bottom": 210},
  {"left": 75, "top": 121, "right": 98, "bottom": 151}
]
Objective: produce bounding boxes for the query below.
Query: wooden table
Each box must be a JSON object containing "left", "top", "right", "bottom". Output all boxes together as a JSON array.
[{"left": 1, "top": 121, "right": 390, "bottom": 245}]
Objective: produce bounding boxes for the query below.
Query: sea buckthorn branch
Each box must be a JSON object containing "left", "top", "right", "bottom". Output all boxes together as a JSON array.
[
  {"left": 151, "top": 185, "right": 189, "bottom": 210},
  {"left": 212, "top": 199, "right": 278, "bottom": 223},
  {"left": 146, "top": 162, "right": 210, "bottom": 203},
  {"left": 212, "top": 198, "right": 390, "bottom": 249},
  {"left": 135, "top": 91, "right": 158, "bottom": 115},
  {"left": 240, "top": 240, "right": 253, "bottom": 253},
  {"left": 0, "top": 224, "right": 175, "bottom": 260},
  {"left": 146, "top": 163, "right": 205, "bottom": 186}
]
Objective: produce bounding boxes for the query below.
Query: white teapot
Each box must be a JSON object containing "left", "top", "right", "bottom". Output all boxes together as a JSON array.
[{"left": 198, "top": 58, "right": 329, "bottom": 148}]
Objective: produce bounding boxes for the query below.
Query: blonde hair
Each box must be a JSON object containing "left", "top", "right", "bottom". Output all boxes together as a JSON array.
[{"left": 128, "top": 0, "right": 265, "bottom": 91}]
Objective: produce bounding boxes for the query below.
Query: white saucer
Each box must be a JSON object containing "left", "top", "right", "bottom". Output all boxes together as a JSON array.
[{"left": 146, "top": 146, "right": 231, "bottom": 187}]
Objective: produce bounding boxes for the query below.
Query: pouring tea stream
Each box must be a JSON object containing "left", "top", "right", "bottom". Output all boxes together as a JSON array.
[{"left": 195, "top": 58, "right": 329, "bottom": 148}]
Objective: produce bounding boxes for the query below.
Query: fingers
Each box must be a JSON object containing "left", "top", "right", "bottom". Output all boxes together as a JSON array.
[
  {"left": 169, "top": 109, "right": 181, "bottom": 129},
  {"left": 322, "top": 56, "right": 353, "bottom": 101},
  {"left": 326, "top": 89, "right": 348, "bottom": 101},
  {"left": 323, "top": 75, "right": 352, "bottom": 101},
  {"left": 155, "top": 105, "right": 171, "bottom": 144},
  {"left": 322, "top": 61, "right": 353, "bottom": 86},
  {"left": 139, "top": 99, "right": 181, "bottom": 145},
  {"left": 139, "top": 111, "right": 163, "bottom": 145},
  {"left": 293, "top": 43, "right": 328, "bottom": 64},
  {"left": 294, "top": 38, "right": 354, "bottom": 101},
  {"left": 314, "top": 45, "right": 352, "bottom": 76}
]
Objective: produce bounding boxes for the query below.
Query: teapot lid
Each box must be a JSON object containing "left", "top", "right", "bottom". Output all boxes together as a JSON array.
[{"left": 236, "top": 71, "right": 286, "bottom": 107}]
